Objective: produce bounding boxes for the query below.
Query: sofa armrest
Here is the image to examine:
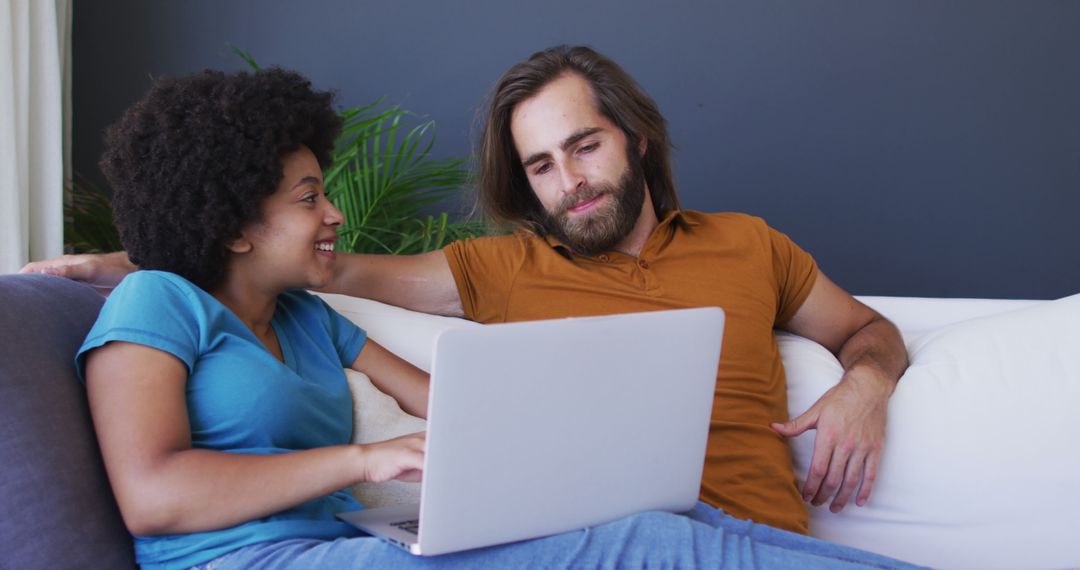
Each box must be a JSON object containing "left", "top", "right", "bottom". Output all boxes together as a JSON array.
[
  {"left": 0, "top": 274, "right": 135, "bottom": 569},
  {"left": 784, "top": 293, "right": 1080, "bottom": 569},
  {"left": 856, "top": 295, "right": 1041, "bottom": 340}
]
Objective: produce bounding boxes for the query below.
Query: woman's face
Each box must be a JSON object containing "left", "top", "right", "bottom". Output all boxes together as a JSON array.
[{"left": 234, "top": 145, "right": 344, "bottom": 291}]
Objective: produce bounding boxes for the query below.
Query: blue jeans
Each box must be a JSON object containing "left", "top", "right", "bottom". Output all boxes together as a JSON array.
[{"left": 193, "top": 503, "right": 919, "bottom": 569}]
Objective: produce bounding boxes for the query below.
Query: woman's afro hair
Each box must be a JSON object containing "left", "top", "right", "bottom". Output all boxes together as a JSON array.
[{"left": 100, "top": 67, "right": 342, "bottom": 290}]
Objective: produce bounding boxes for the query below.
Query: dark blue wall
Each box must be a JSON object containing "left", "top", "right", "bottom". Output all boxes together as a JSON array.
[{"left": 74, "top": 0, "right": 1080, "bottom": 299}]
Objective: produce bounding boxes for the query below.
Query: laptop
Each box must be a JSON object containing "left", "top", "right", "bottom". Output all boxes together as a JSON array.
[{"left": 338, "top": 307, "right": 725, "bottom": 556}]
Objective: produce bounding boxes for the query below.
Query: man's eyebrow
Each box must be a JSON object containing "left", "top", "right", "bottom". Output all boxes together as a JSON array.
[
  {"left": 292, "top": 175, "right": 322, "bottom": 190},
  {"left": 560, "top": 127, "right": 603, "bottom": 152},
  {"left": 520, "top": 127, "right": 604, "bottom": 168}
]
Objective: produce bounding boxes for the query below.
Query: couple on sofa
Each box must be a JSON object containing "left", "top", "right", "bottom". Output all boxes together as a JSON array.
[{"left": 23, "top": 45, "right": 918, "bottom": 568}]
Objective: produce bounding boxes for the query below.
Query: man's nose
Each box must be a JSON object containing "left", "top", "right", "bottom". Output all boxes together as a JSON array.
[{"left": 560, "top": 162, "right": 586, "bottom": 195}]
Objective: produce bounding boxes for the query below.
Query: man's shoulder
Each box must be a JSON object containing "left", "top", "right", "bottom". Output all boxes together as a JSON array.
[
  {"left": 680, "top": 210, "right": 771, "bottom": 235},
  {"left": 448, "top": 230, "right": 547, "bottom": 257}
]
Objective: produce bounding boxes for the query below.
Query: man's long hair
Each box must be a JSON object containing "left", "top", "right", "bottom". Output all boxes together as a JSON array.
[{"left": 476, "top": 45, "right": 680, "bottom": 233}]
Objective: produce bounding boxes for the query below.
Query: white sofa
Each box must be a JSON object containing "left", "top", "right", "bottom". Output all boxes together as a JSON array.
[{"left": 318, "top": 292, "right": 1080, "bottom": 570}]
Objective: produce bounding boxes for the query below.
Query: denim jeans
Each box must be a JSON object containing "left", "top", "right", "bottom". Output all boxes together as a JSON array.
[{"left": 191, "top": 503, "right": 920, "bottom": 569}]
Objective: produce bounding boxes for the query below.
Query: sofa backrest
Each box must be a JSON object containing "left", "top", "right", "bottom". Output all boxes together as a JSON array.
[
  {"left": 856, "top": 295, "right": 1042, "bottom": 340},
  {"left": 0, "top": 274, "right": 135, "bottom": 569}
]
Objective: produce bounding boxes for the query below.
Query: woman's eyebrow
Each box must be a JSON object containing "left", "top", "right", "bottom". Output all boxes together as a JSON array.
[{"left": 291, "top": 176, "right": 322, "bottom": 190}]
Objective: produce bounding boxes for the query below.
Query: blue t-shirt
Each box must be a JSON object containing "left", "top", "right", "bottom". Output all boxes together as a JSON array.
[{"left": 76, "top": 271, "right": 368, "bottom": 570}]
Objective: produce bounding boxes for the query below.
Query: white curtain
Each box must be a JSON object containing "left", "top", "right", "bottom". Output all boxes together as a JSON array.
[{"left": 1, "top": 0, "right": 71, "bottom": 274}]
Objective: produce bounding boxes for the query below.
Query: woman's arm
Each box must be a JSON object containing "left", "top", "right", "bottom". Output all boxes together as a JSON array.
[
  {"left": 86, "top": 341, "right": 425, "bottom": 536},
  {"left": 351, "top": 339, "right": 430, "bottom": 419}
]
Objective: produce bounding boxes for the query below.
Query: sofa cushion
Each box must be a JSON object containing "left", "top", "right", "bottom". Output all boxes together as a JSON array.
[
  {"left": 782, "top": 292, "right": 1080, "bottom": 569},
  {"left": 314, "top": 292, "right": 478, "bottom": 372},
  {"left": 314, "top": 294, "right": 463, "bottom": 508},
  {"left": 346, "top": 369, "right": 425, "bottom": 507},
  {"left": 0, "top": 274, "right": 135, "bottom": 569}
]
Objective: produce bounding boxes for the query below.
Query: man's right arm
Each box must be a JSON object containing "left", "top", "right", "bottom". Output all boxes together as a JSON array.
[
  {"left": 324, "top": 249, "right": 464, "bottom": 318},
  {"left": 20, "top": 251, "right": 137, "bottom": 295},
  {"left": 20, "top": 249, "right": 465, "bottom": 318}
]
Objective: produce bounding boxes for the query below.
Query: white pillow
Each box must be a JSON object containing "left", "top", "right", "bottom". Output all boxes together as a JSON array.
[
  {"left": 347, "top": 370, "right": 425, "bottom": 508},
  {"left": 315, "top": 294, "right": 474, "bottom": 508},
  {"left": 781, "top": 293, "right": 1080, "bottom": 569},
  {"left": 315, "top": 292, "right": 477, "bottom": 372}
]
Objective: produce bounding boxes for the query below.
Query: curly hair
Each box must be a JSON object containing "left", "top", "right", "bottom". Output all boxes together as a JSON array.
[{"left": 100, "top": 68, "right": 341, "bottom": 290}]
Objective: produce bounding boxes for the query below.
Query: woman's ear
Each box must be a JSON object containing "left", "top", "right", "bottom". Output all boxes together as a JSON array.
[{"left": 225, "top": 234, "right": 253, "bottom": 254}]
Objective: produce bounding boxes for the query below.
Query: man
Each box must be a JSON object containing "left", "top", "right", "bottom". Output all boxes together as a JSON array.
[{"left": 24, "top": 45, "right": 907, "bottom": 536}]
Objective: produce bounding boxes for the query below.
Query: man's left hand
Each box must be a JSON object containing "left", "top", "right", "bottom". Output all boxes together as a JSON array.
[{"left": 771, "top": 365, "right": 893, "bottom": 513}]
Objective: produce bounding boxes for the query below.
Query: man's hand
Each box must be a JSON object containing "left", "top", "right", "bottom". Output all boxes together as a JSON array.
[
  {"left": 779, "top": 271, "right": 909, "bottom": 513},
  {"left": 19, "top": 252, "right": 135, "bottom": 294},
  {"left": 772, "top": 366, "right": 892, "bottom": 512}
]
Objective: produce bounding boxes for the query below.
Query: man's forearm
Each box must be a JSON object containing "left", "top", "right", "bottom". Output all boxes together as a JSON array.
[
  {"left": 107, "top": 251, "right": 139, "bottom": 273},
  {"left": 836, "top": 315, "right": 909, "bottom": 390},
  {"left": 19, "top": 251, "right": 137, "bottom": 292},
  {"left": 324, "top": 251, "right": 465, "bottom": 318}
]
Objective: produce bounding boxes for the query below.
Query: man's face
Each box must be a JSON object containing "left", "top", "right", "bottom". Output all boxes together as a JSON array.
[{"left": 510, "top": 73, "right": 646, "bottom": 255}]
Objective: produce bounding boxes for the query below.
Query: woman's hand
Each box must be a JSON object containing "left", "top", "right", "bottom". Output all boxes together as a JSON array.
[{"left": 358, "top": 432, "right": 426, "bottom": 483}]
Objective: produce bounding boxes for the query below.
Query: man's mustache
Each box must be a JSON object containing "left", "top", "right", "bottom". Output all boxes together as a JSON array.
[{"left": 553, "top": 186, "right": 611, "bottom": 217}]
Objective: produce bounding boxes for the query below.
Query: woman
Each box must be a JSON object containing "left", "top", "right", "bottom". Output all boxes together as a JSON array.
[{"left": 78, "top": 68, "right": 912, "bottom": 570}]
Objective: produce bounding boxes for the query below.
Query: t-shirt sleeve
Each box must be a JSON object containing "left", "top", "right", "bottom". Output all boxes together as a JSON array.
[
  {"left": 315, "top": 296, "right": 367, "bottom": 366},
  {"left": 443, "top": 235, "right": 524, "bottom": 322},
  {"left": 768, "top": 226, "right": 819, "bottom": 325},
  {"left": 76, "top": 271, "right": 201, "bottom": 382}
]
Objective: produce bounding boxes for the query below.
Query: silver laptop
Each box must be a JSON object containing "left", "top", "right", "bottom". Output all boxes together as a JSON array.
[{"left": 338, "top": 307, "right": 725, "bottom": 556}]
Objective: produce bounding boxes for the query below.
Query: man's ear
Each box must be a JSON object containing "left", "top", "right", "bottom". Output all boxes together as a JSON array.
[
  {"left": 225, "top": 233, "right": 253, "bottom": 254},
  {"left": 638, "top": 135, "right": 648, "bottom": 157}
]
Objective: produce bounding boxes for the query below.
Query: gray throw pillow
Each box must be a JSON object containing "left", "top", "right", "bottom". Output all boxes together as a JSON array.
[{"left": 0, "top": 273, "right": 135, "bottom": 569}]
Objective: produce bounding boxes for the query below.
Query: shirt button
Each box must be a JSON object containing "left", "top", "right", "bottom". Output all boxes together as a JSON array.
[
  {"left": 638, "top": 259, "right": 649, "bottom": 269},
  {"left": 598, "top": 254, "right": 610, "bottom": 263}
]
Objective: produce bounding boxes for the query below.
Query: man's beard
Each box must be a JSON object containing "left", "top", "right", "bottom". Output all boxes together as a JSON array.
[{"left": 538, "top": 153, "right": 647, "bottom": 257}]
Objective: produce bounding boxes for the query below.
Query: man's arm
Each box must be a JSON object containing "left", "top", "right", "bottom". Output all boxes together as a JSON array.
[
  {"left": 771, "top": 271, "right": 909, "bottom": 513},
  {"left": 324, "top": 250, "right": 464, "bottom": 318},
  {"left": 20, "top": 252, "right": 137, "bottom": 295},
  {"left": 21, "top": 249, "right": 465, "bottom": 318}
]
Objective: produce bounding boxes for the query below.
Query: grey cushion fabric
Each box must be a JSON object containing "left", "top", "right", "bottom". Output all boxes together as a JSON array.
[{"left": 0, "top": 274, "right": 135, "bottom": 569}]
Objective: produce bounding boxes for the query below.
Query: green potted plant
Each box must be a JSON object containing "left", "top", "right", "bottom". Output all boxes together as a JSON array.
[
  {"left": 325, "top": 99, "right": 487, "bottom": 254},
  {"left": 65, "top": 48, "right": 487, "bottom": 255},
  {"left": 235, "top": 46, "right": 487, "bottom": 255},
  {"left": 65, "top": 175, "right": 122, "bottom": 253}
]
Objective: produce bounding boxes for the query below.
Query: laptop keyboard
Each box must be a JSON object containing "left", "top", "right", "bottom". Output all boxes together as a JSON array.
[{"left": 391, "top": 519, "right": 420, "bottom": 535}]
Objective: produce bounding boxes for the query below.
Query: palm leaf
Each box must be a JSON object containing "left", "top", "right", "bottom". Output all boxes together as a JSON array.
[
  {"left": 325, "top": 101, "right": 484, "bottom": 255},
  {"left": 65, "top": 175, "right": 122, "bottom": 253},
  {"left": 65, "top": 48, "right": 489, "bottom": 256}
]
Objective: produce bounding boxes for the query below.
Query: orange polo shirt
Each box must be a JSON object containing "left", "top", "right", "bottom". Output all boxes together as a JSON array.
[{"left": 442, "top": 210, "right": 818, "bottom": 534}]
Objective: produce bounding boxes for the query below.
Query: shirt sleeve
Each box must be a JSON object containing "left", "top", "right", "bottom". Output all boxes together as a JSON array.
[
  {"left": 76, "top": 271, "right": 202, "bottom": 382},
  {"left": 316, "top": 296, "right": 367, "bottom": 366},
  {"left": 442, "top": 235, "right": 526, "bottom": 322},
  {"left": 768, "top": 226, "right": 819, "bottom": 326}
]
